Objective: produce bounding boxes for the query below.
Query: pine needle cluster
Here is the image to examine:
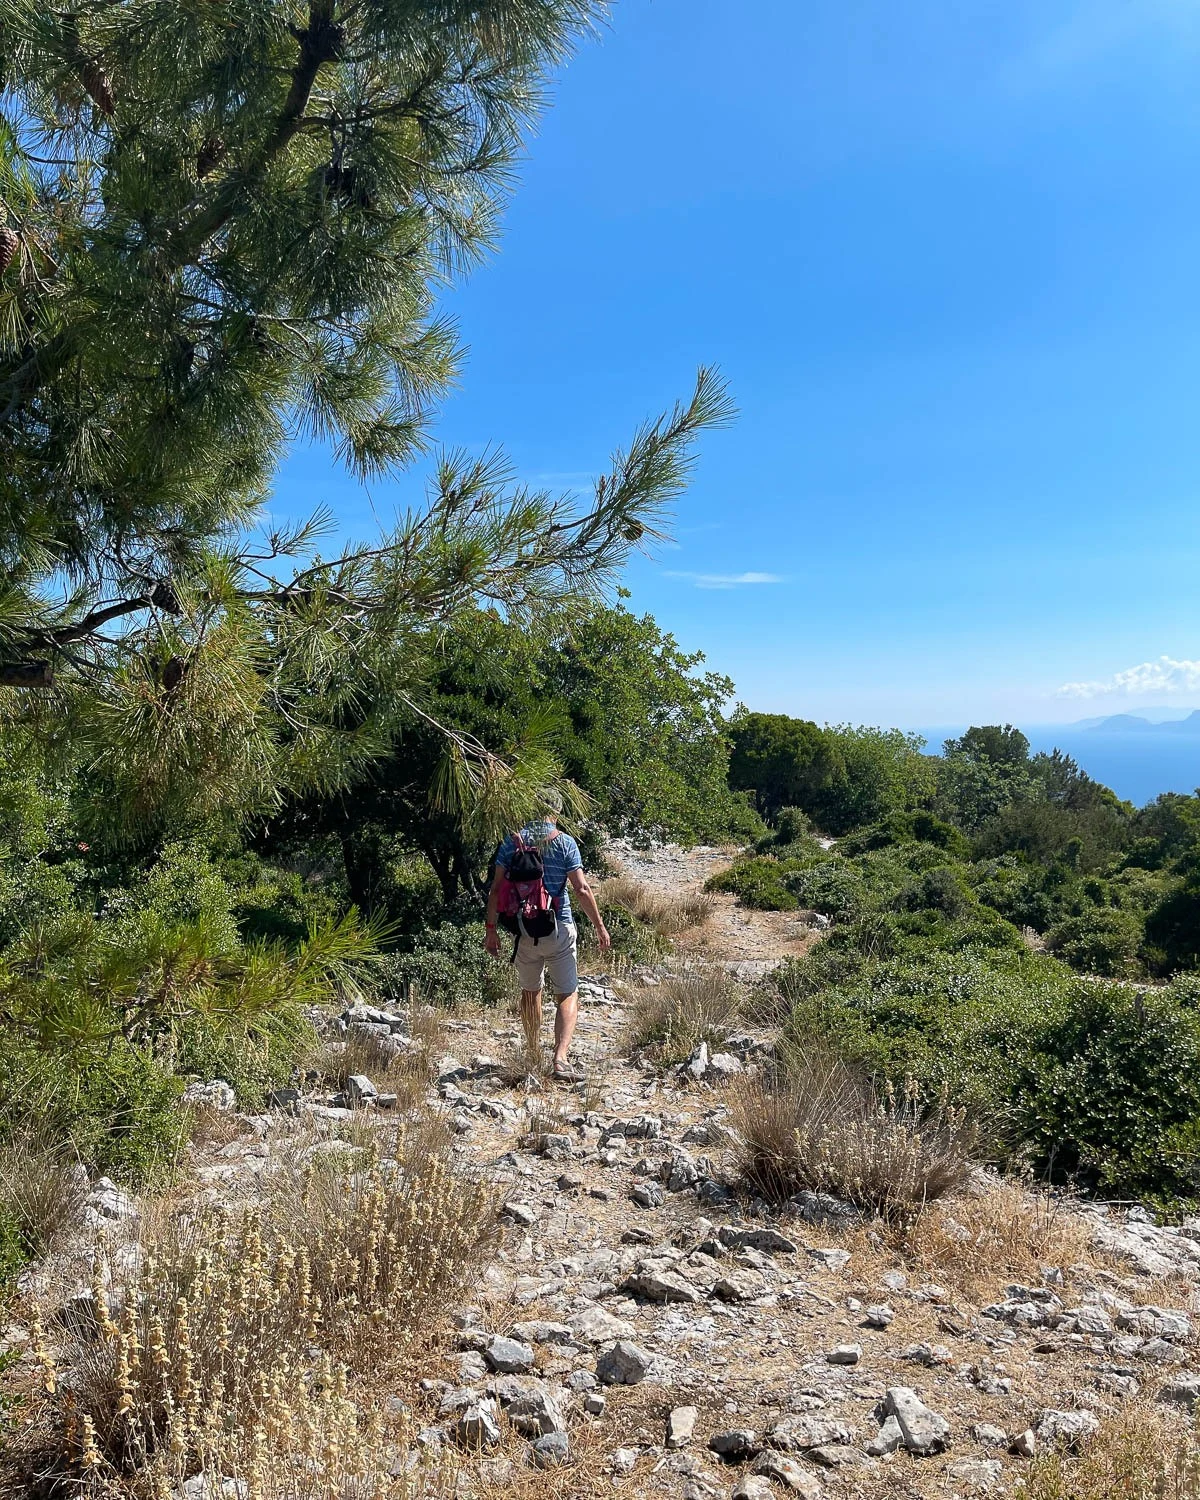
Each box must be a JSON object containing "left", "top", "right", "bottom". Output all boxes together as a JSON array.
[{"left": 0, "top": 2, "right": 735, "bottom": 843}]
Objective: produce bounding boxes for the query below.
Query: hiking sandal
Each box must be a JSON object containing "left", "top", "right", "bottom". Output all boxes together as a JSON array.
[{"left": 552, "top": 1061, "right": 583, "bottom": 1084}]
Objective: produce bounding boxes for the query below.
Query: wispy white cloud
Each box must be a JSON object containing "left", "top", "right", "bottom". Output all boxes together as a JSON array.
[
  {"left": 665, "top": 570, "right": 784, "bottom": 591},
  {"left": 1057, "top": 655, "right": 1200, "bottom": 699},
  {"left": 1018, "top": 0, "right": 1200, "bottom": 78}
]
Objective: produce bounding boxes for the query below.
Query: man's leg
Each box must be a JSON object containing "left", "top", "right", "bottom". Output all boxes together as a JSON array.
[
  {"left": 520, "top": 987, "right": 543, "bottom": 1064},
  {"left": 552, "top": 989, "right": 578, "bottom": 1072}
]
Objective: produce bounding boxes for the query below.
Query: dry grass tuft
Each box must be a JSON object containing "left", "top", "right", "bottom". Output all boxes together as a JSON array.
[
  {"left": 896, "top": 1177, "right": 1093, "bottom": 1298},
  {"left": 307, "top": 1008, "right": 443, "bottom": 1113},
  {"left": 521, "top": 1099, "right": 572, "bottom": 1153},
  {"left": 599, "top": 873, "right": 713, "bottom": 937},
  {"left": 1015, "top": 1408, "right": 1199, "bottom": 1499},
  {"left": 0, "top": 1128, "right": 88, "bottom": 1260},
  {"left": 34, "top": 1122, "right": 496, "bottom": 1497},
  {"left": 730, "top": 1043, "right": 978, "bottom": 1222},
  {"left": 626, "top": 968, "right": 740, "bottom": 1064}
]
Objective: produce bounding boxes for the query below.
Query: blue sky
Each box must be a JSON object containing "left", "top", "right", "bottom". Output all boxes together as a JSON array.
[{"left": 275, "top": 0, "right": 1200, "bottom": 728}]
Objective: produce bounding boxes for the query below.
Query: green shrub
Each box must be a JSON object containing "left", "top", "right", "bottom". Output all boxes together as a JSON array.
[
  {"left": 1144, "top": 876, "right": 1200, "bottom": 974},
  {"left": 377, "top": 922, "right": 516, "bottom": 1008},
  {"left": 169, "top": 1007, "right": 316, "bottom": 1107},
  {"left": 584, "top": 899, "right": 666, "bottom": 965},
  {"left": 841, "top": 811, "right": 970, "bottom": 860},
  {"left": 755, "top": 806, "right": 821, "bottom": 858},
  {"left": 1004, "top": 979, "right": 1200, "bottom": 1200},
  {"left": 892, "top": 864, "right": 975, "bottom": 920},
  {"left": 1046, "top": 908, "right": 1143, "bottom": 977},
  {"left": 0, "top": 1207, "right": 28, "bottom": 1295},
  {"left": 0, "top": 1029, "right": 185, "bottom": 1185},
  {"left": 232, "top": 868, "right": 344, "bottom": 947},
  {"left": 707, "top": 857, "right": 798, "bottom": 911},
  {"left": 784, "top": 860, "right": 865, "bottom": 920},
  {"left": 774, "top": 945, "right": 1200, "bottom": 1203}
]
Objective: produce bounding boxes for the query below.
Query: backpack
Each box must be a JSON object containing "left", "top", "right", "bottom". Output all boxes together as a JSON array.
[{"left": 495, "top": 833, "right": 562, "bottom": 947}]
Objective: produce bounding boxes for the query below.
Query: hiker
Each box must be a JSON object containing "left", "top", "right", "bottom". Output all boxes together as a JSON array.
[{"left": 484, "top": 789, "right": 610, "bottom": 1081}]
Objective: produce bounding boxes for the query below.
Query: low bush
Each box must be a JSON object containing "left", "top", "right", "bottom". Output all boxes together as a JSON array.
[
  {"left": 169, "top": 1007, "right": 316, "bottom": 1109},
  {"left": 584, "top": 899, "right": 668, "bottom": 966},
  {"left": 1046, "top": 908, "right": 1143, "bottom": 977},
  {"left": 706, "top": 856, "right": 799, "bottom": 911},
  {"left": 377, "top": 921, "right": 515, "bottom": 1008},
  {"left": 37, "top": 1123, "right": 497, "bottom": 1493},
  {"left": 773, "top": 944, "right": 1200, "bottom": 1203},
  {"left": 902, "top": 1178, "right": 1091, "bottom": 1300},
  {"left": 627, "top": 969, "right": 740, "bottom": 1064},
  {"left": 730, "top": 1045, "right": 978, "bottom": 1222},
  {"left": 784, "top": 859, "right": 866, "bottom": 920},
  {"left": 0, "top": 1031, "right": 185, "bottom": 1185},
  {"left": 841, "top": 810, "right": 971, "bottom": 860},
  {"left": 0, "top": 1131, "right": 88, "bottom": 1279}
]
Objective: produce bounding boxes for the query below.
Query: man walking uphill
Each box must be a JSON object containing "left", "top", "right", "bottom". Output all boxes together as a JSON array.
[{"left": 485, "top": 790, "right": 610, "bottom": 1082}]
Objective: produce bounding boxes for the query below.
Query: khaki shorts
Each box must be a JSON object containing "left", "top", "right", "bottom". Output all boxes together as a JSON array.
[{"left": 514, "top": 919, "right": 578, "bottom": 997}]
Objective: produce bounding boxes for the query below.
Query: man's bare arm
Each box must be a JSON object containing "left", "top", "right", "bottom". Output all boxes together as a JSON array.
[
  {"left": 568, "top": 868, "right": 610, "bottom": 949},
  {"left": 483, "top": 866, "right": 503, "bottom": 954}
]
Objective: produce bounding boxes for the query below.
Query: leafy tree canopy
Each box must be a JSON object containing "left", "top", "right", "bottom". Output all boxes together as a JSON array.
[{"left": 0, "top": 0, "right": 735, "bottom": 844}]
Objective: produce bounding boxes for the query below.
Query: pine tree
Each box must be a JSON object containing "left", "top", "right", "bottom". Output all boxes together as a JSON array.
[{"left": 0, "top": 2, "right": 734, "bottom": 839}]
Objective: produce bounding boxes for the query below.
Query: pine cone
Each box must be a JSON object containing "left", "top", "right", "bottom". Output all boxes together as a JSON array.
[
  {"left": 160, "top": 656, "right": 186, "bottom": 694},
  {"left": 149, "top": 580, "right": 182, "bottom": 615},
  {"left": 79, "top": 58, "right": 115, "bottom": 116},
  {"left": 196, "top": 136, "right": 226, "bottom": 179},
  {"left": 0, "top": 227, "right": 18, "bottom": 276}
]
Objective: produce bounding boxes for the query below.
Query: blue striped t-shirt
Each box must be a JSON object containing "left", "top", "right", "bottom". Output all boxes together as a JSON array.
[{"left": 495, "top": 829, "right": 583, "bottom": 921}]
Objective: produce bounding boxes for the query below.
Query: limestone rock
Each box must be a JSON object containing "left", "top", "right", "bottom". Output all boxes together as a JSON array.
[
  {"left": 502, "top": 1202, "right": 538, "bottom": 1227},
  {"left": 622, "top": 1259, "right": 701, "bottom": 1304},
  {"left": 346, "top": 1073, "right": 377, "bottom": 1105},
  {"left": 484, "top": 1335, "right": 534, "bottom": 1374},
  {"left": 1115, "top": 1306, "right": 1191, "bottom": 1342},
  {"left": 713, "top": 1270, "right": 766, "bottom": 1303},
  {"left": 883, "top": 1387, "right": 950, "bottom": 1456},
  {"left": 509, "top": 1319, "right": 572, "bottom": 1347},
  {"left": 505, "top": 1386, "right": 567, "bottom": 1437},
  {"left": 806, "top": 1247, "right": 850, "bottom": 1272},
  {"left": 709, "top": 1428, "right": 758, "bottom": 1460},
  {"left": 947, "top": 1458, "right": 1003, "bottom": 1489},
  {"left": 864, "top": 1414, "right": 902, "bottom": 1457},
  {"left": 569, "top": 1305, "right": 636, "bottom": 1344},
  {"left": 731, "top": 1478, "right": 774, "bottom": 1500},
  {"left": 667, "top": 1405, "right": 698, "bottom": 1448},
  {"left": 631, "top": 1181, "right": 665, "bottom": 1209},
  {"left": 1036, "top": 1409, "right": 1099, "bottom": 1449},
  {"left": 718, "top": 1226, "right": 798, "bottom": 1255},
  {"left": 767, "top": 1414, "right": 852, "bottom": 1452},
  {"left": 1160, "top": 1372, "right": 1200, "bottom": 1410},
  {"left": 596, "top": 1339, "right": 656, "bottom": 1385},
  {"left": 826, "top": 1344, "right": 861, "bottom": 1366},
  {"left": 751, "top": 1451, "right": 823, "bottom": 1495},
  {"left": 532, "top": 1431, "right": 570, "bottom": 1468},
  {"left": 182, "top": 1079, "right": 235, "bottom": 1111},
  {"left": 454, "top": 1399, "right": 502, "bottom": 1449}
]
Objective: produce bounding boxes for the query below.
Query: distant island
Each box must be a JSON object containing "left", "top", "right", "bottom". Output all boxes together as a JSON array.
[{"left": 1074, "top": 709, "right": 1200, "bottom": 735}]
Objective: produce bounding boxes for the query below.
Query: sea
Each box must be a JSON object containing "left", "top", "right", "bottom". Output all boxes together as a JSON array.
[{"left": 911, "top": 724, "right": 1200, "bottom": 809}]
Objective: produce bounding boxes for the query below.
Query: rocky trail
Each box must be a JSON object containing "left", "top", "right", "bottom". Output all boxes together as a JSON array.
[{"left": 12, "top": 844, "right": 1200, "bottom": 1499}]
